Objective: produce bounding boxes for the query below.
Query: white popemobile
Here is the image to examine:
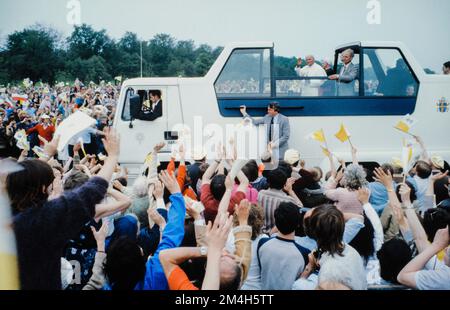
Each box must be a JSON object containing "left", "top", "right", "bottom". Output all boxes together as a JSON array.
[{"left": 113, "top": 41, "right": 450, "bottom": 179}]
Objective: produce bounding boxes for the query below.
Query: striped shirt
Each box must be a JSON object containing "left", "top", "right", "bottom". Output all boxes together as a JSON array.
[{"left": 258, "top": 188, "right": 301, "bottom": 231}]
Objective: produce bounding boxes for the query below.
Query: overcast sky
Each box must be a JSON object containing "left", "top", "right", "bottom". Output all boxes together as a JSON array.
[{"left": 0, "top": 0, "right": 449, "bottom": 72}]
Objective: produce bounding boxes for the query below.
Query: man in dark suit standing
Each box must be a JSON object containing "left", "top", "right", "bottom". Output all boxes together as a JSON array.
[
  {"left": 240, "top": 102, "right": 290, "bottom": 160},
  {"left": 138, "top": 90, "right": 163, "bottom": 121},
  {"left": 329, "top": 49, "right": 359, "bottom": 96}
]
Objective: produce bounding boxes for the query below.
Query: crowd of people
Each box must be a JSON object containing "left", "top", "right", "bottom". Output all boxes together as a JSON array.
[
  {"left": 1, "top": 84, "right": 449, "bottom": 290},
  {"left": 0, "top": 79, "right": 118, "bottom": 160},
  {"left": 215, "top": 78, "right": 271, "bottom": 95},
  {"left": 1, "top": 69, "right": 450, "bottom": 291}
]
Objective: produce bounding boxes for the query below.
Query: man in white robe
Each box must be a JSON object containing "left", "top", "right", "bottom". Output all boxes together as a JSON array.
[{"left": 295, "top": 55, "right": 327, "bottom": 96}]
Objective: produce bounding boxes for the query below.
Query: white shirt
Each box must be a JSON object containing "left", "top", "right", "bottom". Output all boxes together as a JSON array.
[
  {"left": 68, "top": 127, "right": 98, "bottom": 145},
  {"left": 318, "top": 244, "right": 368, "bottom": 290},
  {"left": 292, "top": 244, "right": 367, "bottom": 290},
  {"left": 295, "top": 63, "right": 327, "bottom": 96},
  {"left": 415, "top": 255, "right": 450, "bottom": 290},
  {"left": 363, "top": 203, "right": 384, "bottom": 252},
  {"left": 413, "top": 175, "right": 431, "bottom": 212}
]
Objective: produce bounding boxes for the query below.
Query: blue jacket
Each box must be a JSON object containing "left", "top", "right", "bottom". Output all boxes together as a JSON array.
[
  {"left": 368, "top": 181, "right": 396, "bottom": 216},
  {"left": 105, "top": 192, "right": 186, "bottom": 290}
]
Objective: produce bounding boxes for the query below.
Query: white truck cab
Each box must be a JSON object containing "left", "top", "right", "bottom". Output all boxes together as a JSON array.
[{"left": 114, "top": 41, "right": 450, "bottom": 179}]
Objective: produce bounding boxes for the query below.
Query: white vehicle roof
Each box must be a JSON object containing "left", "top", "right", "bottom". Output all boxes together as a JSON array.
[
  {"left": 205, "top": 42, "right": 274, "bottom": 81},
  {"left": 336, "top": 41, "right": 426, "bottom": 80},
  {"left": 122, "top": 77, "right": 180, "bottom": 87},
  {"left": 336, "top": 41, "right": 409, "bottom": 49}
]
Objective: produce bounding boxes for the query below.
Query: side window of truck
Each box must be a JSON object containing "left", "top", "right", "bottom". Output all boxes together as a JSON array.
[
  {"left": 121, "top": 87, "right": 134, "bottom": 121},
  {"left": 363, "top": 48, "right": 419, "bottom": 97},
  {"left": 215, "top": 48, "right": 271, "bottom": 98},
  {"left": 121, "top": 88, "right": 164, "bottom": 121}
]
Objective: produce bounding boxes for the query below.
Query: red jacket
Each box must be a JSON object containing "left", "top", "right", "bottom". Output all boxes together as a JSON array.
[
  {"left": 26, "top": 124, "right": 55, "bottom": 146},
  {"left": 201, "top": 184, "right": 245, "bottom": 223}
]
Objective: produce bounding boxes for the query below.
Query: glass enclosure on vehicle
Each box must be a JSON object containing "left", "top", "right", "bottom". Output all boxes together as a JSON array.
[
  {"left": 363, "top": 48, "right": 418, "bottom": 97},
  {"left": 214, "top": 44, "right": 419, "bottom": 117},
  {"left": 215, "top": 48, "right": 271, "bottom": 98}
]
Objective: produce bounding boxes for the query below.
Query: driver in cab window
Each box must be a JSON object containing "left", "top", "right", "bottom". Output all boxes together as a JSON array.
[{"left": 139, "top": 90, "right": 163, "bottom": 121}]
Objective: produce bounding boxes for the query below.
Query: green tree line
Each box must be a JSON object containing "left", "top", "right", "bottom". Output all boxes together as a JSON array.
[
  {"left": 0, "top": 23, "right": 301, "bottom": 86},
  {"left": 0, "top": 24, "right": 224, "bottom": 85}
]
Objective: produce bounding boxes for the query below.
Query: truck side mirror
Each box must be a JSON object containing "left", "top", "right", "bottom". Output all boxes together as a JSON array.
[{"left": 129, "top": 95, "right": 141, "bottom": 119}]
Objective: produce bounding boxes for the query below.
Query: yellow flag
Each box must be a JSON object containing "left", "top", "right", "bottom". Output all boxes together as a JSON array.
[
  {"left": 391, "top": 157, "right": 403, "bottom": 168},
  {"left": 401, "top": 147, "right": 413, "bottom": 170},
  {"left": 395, "top": 121, "right": 410, "bottom": 133},
  {"left": 394, "top": 114, "right": 417, "bottom": 134},
  {"left": 401, "top": 139, "right": 414, "bottom": 170},
  {"left": 310, "top": 129, "right": 326, "bottom": 143},
  {"left": 77, "top": 137, "right": 87, "bottom": 158},
  {"left": 335, "top": 124, "right": 350, "bottom": 143},
  {"left": 320, "top": 146, "right": 331, "bottom": 157},
  {"left": 0, "top": 161, "right": 21, "bottom": 289},
  {"left": 144, "top": 152, "right": 153, "bottom": 167},
  {"left": 0, "top": 253, "right": 19, "bottom": 289}
]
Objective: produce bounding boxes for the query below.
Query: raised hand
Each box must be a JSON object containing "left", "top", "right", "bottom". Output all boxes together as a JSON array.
[
  {"left": 185, "top": 200, "right": 202, "bottom": 221},
  {"left": 48, "top": 169, "right": 63, "bottom": 200},
  {"left": 430, "top": 170, "right": 449, "bottom": 182},
  {"left": 239, "top": 105, "right": 247, "bottom": 116},
  {"left": 284, "top": 177, "right": 295, "bottom": 193},
  {"left": 42, "top": 135, "right": 60, "bottom": 159},
  {"left": 224, "top": 174, "right": 234, "bottom": 191},
  {"left": 390, "top": 201, "right": 407, "bottom": 227},
  {"left": 357, "top": 187, "right": 370, "bottom": 205},
  {"left": 73, "top": 142, "right": 82, "bottom": 154},
  {"left": 373, "top": 167, "right": 393, "bottom": 189},
  {"left": 235, "top": 199, "right": 250, "bottom": 226},
  {"left": 113, "top": 179, "right": 124, "bottom": 192},
  {"left": 102, "top": 127, "right": 120, "bottom": 158},
  {"left": 205, "top": 212, "right": 234, "bottom": 252},
  {"left": 335, "top": 167, "right": 345, "bottom": 183},
  {"left": 152, "top": 180, "right": 164, "bottom": 199},
  {"left": 398, "top": 183, "right": 412, "bottom": 204},
  {"left": 178, "top": 143, "right": 185, "bottom": 160},
  {"left": 413, "top": 135, "right": 424, "bottom": 146},
  {"left": 153, "top": 142, "right": 166, "bottom": 152},
  {"left": 75, "top": 164, "right": 92, "bottom": 177},
  {"left": 90, "top": 221, "right": 109, "bottom": 252},
  {"left": 431, "top": 226, "right": 450, "bottom": 251},
  {"left": 159, "top": 170, "right": 181, "bottom": 194},
  {"left": 148, "top": 207, "right": 166, "bottom": 229}
]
